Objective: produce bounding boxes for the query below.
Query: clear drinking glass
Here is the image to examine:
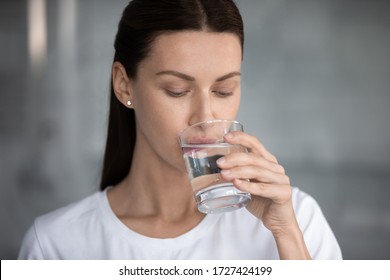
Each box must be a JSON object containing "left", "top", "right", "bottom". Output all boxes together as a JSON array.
[{"left": 180, "top": 119, "right": 251, "bottom": 214}]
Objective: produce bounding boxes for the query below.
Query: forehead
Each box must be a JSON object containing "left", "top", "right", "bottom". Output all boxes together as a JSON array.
[{"left": 143, "top": 31, "right": 242, "bottom": 71}]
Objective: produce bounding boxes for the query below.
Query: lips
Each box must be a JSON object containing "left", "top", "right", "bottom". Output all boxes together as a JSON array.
[
  {"left": 181, "top": 137, "right": 219, "bottom": 154},
  {"left": 186, "top": 137, "right": 220, "bottom": 144}
]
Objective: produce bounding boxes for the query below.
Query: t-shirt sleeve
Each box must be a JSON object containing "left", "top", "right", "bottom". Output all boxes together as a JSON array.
[
  {"left": 18, "top": 220, "right": 45, "bottom": 260},
  {"left": 292, "top": 188, "right": 343, "bottom": 259}
]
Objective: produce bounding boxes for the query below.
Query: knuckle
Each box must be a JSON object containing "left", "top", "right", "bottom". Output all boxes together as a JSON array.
[
  {"left": 278, "top": 164, "right": 286, "bottom": 174},
  {"left": 258, "top": 183, "right": 267, "bottom": 192},
  {"left": 282, "top": 183, "right": 292, "bottom": 194},
  {"left": 284, "top": 184, "right": 292, "bottom": 199},
  {"left": 247, "top": 133, "right": 256, "bottom": 141},
  {"left": 285, "top": 175, "right": 291, "bottom": 185},
  {"left": 270, "top": 154, "right": 278, "bottom": 163}
]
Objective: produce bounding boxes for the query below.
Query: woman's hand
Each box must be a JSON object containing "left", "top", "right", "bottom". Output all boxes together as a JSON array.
[
  {"left": 217, "top": 131, "right": 292, "bottom": 232},
  {"left": 217, "top": 131, "right": 311, "bottom": 259}
]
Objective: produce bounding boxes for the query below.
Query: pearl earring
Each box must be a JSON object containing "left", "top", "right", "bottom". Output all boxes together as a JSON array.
[{"left": 127, "top": 100, "right": 132, "bottom": 106}]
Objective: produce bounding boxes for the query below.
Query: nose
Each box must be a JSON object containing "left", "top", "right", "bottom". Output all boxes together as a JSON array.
[{"left": 188, "top": 92, "right": 215, "bottom": 126}]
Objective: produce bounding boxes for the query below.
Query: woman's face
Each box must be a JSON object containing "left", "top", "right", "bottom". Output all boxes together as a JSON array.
[{"left": 130, "top": 31, "right": 242, "bottom": 172}]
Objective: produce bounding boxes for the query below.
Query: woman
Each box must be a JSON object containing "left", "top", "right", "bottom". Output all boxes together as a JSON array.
[{"left": 18, "top": 0, "right": 342, "bottom": 259}]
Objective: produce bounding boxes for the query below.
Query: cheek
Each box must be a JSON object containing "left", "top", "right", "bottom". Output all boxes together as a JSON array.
[
  {"left": 215, "top": 95, "right": 241, "bottom": 120},
  {"left": 134, "top": 92, "right": 185, "bottom": 148},
  {"left": 137, "top": 101, "right": 184, "bottom": 135}
]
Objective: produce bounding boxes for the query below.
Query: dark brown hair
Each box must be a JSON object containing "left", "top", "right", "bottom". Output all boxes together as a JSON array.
[{"left": 100, "top": 0, "right": 244, "bottom": 190}]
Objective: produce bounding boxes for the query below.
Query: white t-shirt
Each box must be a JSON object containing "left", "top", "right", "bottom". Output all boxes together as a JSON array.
[{"left": 18, "top": 187, "right": 342, "bottom": 259}]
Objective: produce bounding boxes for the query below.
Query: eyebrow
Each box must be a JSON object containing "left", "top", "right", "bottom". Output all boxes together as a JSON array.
[
  {"left": 216, "top": 71, "right": 241, "bottom": 82},
  {"left": 155, "top": 70, "right": 241, "bottom": 82}
]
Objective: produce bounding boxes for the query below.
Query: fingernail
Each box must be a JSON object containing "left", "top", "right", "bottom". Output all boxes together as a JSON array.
[
  {"left": 224, "top": 133, "right": 233, "bottom": 139},
  {"left": 216, "top": 157, "right": 225, "bottom": 165}
]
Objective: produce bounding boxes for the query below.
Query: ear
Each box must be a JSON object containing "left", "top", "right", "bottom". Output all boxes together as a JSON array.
[{"left": 112, "top": 61, "right": 133, "bottom": 108}]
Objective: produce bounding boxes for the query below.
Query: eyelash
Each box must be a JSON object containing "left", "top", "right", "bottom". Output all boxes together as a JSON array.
[
  {"left": 165, "top": 90, "right": 233, "bottom": 98},
  {"left": 213, "top": 91, "right": 233, "bottom": 97},
  {"left": 165, "top": 90, "right": 190, "bottom": 97}
]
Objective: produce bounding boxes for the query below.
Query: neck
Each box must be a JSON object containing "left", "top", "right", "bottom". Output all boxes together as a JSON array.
[{"left": 110, "top": 137, "right": 199, "bottom": 222}]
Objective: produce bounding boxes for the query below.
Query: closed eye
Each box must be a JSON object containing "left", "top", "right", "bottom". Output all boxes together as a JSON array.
[
  {"left": 212, "top": 91, "right": 234, "bottom": 97},
  {"left": 165, "top": 89, "right": 190, "bottom": 97}
]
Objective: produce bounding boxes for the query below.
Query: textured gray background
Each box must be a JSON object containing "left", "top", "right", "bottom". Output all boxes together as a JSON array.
[{"left": 1, "top": 0, "right": 389, "bottom": 259}]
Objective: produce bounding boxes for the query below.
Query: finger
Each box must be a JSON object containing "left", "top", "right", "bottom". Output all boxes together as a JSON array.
[
  {"left": 233, "top": 179, "right": 292, "bottom": 204},
  {"left": 220, "top": 165, "right": 290, "bottom": 185},
  {"left": 217, "top": 152, "right": 286, "bottom": 175},
  {"left": 224, "top": 131, "right": 278, "bottom": 163}
]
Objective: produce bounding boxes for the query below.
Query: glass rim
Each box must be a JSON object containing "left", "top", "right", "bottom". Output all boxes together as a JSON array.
[{"left": 179, "top": 119, "right": 243, "bottom": 139}]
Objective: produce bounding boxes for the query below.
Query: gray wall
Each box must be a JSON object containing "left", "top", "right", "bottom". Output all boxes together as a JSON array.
[{"left": 0, "top": 0, "right": 389, "bottom": 259}]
